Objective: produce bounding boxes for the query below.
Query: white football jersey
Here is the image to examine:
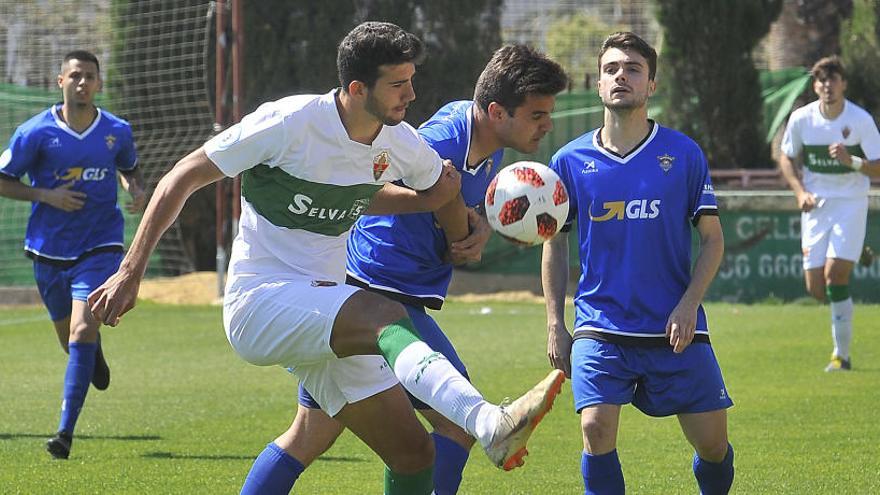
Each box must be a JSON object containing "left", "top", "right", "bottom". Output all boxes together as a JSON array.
[
  {"left": 781, "top": 99, "right": 880, "bottom": 198},
  {"left": 204, "top": 90, "right": 443, "bottom": 283}
]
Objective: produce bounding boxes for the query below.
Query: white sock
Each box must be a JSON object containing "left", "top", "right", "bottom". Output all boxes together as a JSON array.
[
  {"left": 392, "top": 341, "right": 497, "bottom": 441},
  {"left": 830, "top": 297, "right": 853, "bottom": 360}
]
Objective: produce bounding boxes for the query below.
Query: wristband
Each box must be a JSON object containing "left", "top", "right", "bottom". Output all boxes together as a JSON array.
[{"left": 851, "top": 156, "right": 864, "bottom": 171}]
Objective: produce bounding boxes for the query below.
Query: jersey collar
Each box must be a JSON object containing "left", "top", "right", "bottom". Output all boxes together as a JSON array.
[
  {"left": 51, "top": 104, "right": 103, "bottom": 140},
  {"left": 593, "top": 120, "right": 658, "bottom": 164},
  {"left": 462, "top": 103, "right": 493, "bottom": 176}
]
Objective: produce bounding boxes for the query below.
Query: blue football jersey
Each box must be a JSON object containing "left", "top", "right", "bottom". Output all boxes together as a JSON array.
[
  {"left": 549, "top": 123, "right": 718, "bottom": 345},
  {"left": 347, "top": 101, "right": 503, "bottom": 308},
  {"left": 0, "top": 104, "right": 138, "bottom": 260}
]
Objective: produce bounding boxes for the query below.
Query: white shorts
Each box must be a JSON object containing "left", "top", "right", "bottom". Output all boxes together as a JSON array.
[
  {"left": 802, "top": 196, "right": 868, "bottom": 270},
  {"left": 223, "top": 274, "right": 398, "bottom": 416}
]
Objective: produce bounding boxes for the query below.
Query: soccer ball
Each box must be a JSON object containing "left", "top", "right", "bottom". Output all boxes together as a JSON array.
[{"left": 484, "top": 161, "right": 569, "bottom": 246}]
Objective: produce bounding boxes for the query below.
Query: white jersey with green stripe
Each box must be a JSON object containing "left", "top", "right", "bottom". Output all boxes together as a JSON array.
[
  {"left": 204, "top": 90, "right": 443, "bottom": 282},
  {"left": 781, "top": 99, "right": 880, "bottom": 198}
]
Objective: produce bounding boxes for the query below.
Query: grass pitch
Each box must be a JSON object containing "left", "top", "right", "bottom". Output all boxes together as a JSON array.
[{"left": 1, "top": 301, "right": 879, "bottom": 494}]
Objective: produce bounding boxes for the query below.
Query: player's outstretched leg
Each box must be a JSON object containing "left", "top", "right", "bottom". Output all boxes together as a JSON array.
[
  {"left": 333, "top": 291, "right": 566, "bottom": 470},
  {"left": 92, "top": 331, "right": 111, "bottom": 390}
]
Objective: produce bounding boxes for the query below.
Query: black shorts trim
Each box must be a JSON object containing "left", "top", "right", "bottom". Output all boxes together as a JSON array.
[
  {"left": 572, "top": 330, "right": 711, "bottom": 347},
  {"left": 344, "top": 274, "right": 440, "bottom": 310},
  {"left": 26, "top": 245, "right": 124, "bottom": 269}
]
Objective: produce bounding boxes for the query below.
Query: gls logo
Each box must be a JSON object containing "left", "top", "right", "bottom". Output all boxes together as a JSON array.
[
  {"left": 288, "top": 193, "right": 370, "bottom": 221},
  {"left": 54, "top": 167, "right": 109, "bottom": 182},
  {"left": 590, "top": 199, "right": 661, "bottom": 221}
]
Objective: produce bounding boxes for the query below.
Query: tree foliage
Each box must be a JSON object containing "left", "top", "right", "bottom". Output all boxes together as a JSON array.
[
  {"left": 840, "top": 0, "right": 880, "bottom": 121},
  {"left": 243, "top": 0, "right": 502, "bottom": 124},
  {"left": 545, "top": 12, "right": 625, "bottom": 91},
  {"left": 796, "top": 0, "right": 853, "bottom": 62},
  {"left": 654, "top": 0, "right": 783, "bottom": 168}
]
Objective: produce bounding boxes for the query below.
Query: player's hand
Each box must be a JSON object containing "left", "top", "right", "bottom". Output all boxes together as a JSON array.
[
  {"left": 828, "top": 142, "right": 852, "bottom": 166},
  {"left": 665, "top": 299, "right": 698, "bottom": 353},
  {"left": 88, "top": 267, "right": 142, "bottom": 327},
  {"left": 547, "top": 323, "right": 573, "bottom": 378},
  {"left": 796, "top": 191, "right": 817, "bottom": 212},
  {"left": 449, "top": 208, "right": 492, "bottom": 264},
  {"left": 42, "top": 182, "right": 87, "bottom": 212},
  {"left": 126, "top": 187, "right": 147, "bottom": 213}
]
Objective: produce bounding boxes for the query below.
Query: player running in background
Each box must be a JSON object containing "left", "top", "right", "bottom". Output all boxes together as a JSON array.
[
  {"left": 779, "top": 55, "right": 880, "bottom": 372},
  {"left": 243, "top": 44, "right": 568, "bottom": 495},
  {"left": 542, "top": 32, "right": 734, "bottom": 494},
  {"left": 88, "top": 23, "right": 563, "bottom": 495},
  {"left": 0, "top": 50, "right": 145, "bottom": 459}
]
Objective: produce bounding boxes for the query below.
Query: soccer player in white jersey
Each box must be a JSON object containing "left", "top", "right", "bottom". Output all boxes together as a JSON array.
[
  {"left": 242, "top": 44, "right": 569, "bottom": 495},
  {"left": 779, "top": 55, "right": 880, "bottom": 372},
  {"left": 88, "top": 22, "right": 563, "bottom": 494},
  {"left": 0, "top": 50, "right": 145, "bottom": 459},
  {"left": 543, "top": 33, "right": 734, "bottom": 494}
]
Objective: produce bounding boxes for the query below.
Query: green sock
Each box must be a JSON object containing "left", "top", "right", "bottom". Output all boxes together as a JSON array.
[
  {"left": 826, "top": 285, "right": 850, "bottom": 302},
  {"left": 376, "top": 317, "right": 422, "bottom": 369},
  {"left": 384, "top": 464, "right": 434, "bottom": 495}
]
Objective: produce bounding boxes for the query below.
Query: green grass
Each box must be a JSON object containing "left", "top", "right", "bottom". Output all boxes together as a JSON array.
[{"left": 1, "top": 301, "right": 879, "bottom": 494}]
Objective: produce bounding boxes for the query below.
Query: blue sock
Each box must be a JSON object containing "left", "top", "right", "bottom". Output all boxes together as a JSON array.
[
  {"left": 582, "top": 449, "right": 625, "bottom": 495},
  {"left": 693, "top": 443, "right": 734, "bottom": 495},
  {"left": 58, "top": 342, "right": 97, "bottom": 434},
  {"left": 240, "top": 442, "right": 305, "bottom": 495},
  {"left": 431, "top": 432, "right": 470, "bottom": 495}
]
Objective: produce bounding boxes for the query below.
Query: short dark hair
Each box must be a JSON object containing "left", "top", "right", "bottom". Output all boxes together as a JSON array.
[
  {"left": 473, "top": 44, "right": 568, "bottom": 115},
  {"left": 811, "top": 55, "right": 846, "bottom": 81},
  {"left": 337, "top": 22, "right": 424, "bottom": 91},
  {"left": 62, "top": 50, "right": 100, "bottom": 73},
  {"left": 598, "top": 32, "right": 657, "bottom": 81}
]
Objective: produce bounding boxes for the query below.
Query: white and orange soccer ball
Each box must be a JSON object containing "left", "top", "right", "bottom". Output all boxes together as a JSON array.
[{"left": 484, "top": 161, "right": 570, "bottom": 246}]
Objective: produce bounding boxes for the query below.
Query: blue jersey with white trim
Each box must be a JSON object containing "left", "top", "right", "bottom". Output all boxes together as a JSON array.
[
  {"left": 0, "top": 104, "right": 138, "bottom": 260},
  {"left": 347, "top": 101, "right": 503, "bottom": 309},
  {"left": 549, "top": 123, "right": 718, "bottom": 344}
]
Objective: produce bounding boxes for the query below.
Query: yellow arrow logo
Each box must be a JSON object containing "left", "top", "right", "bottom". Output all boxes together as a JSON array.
[{"left": 589, "top": 201, "right": 625, "bottom": 221}]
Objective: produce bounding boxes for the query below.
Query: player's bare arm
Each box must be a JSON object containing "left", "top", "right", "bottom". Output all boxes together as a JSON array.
[
  {"left": 119, "top": 167, "right": 147, "bottom": 213},
  {"left": 0, "top": 175, "right": 87, "bottom": 212},
  {"left": 364, "top": 159, "right": 461, "bottom": 215},
  {"left": 448, "top": 207, "right": 493, "bottom": 264},
  {"left": 778, "top": 153, "right": 816, "bottom": 211},
  {"left": 542, "top": 230, "right": 572, "bottom": 378},
  {"left": 433, "top": 192, "right": 470, "bottom": 256},
  {"left": 89, "top": 147, "right": 224, "bottom": 326},
  {"left": 666, "top": 215, "right": 724, "bottom": 353}
]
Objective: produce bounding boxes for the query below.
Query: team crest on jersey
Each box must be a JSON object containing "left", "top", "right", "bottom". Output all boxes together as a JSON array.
[
  {"left": 105, "top": 134, "right": 116, "bottom": 150},
  {"left": 485, "top": 157, "right": 494, "bottom": 175},
  {"left": 657, "top": 153, "right": 674, "bottom": 173},
  {"left": 842, "top": 126, "right": 851, "bottom": 139},
  {"left": 373, "top": 150, "right": 390, "bottom": 180},
  {"left": 310, "top": 280, "right": 338, "bottom": 287}
]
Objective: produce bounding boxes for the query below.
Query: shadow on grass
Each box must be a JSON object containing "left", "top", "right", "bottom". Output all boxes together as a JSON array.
[
  {"left": 0, "top": 432, "right": 161, "bottom": 441},
  {"left": 143, "top": 451, "right": 253, "bottom": 460}
]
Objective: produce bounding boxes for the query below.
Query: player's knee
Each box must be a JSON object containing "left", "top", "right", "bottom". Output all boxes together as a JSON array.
[
  {"left": 386, "top": 431, "right": 434, "bottom": 474},
  {"left": 580, "top": 415, "right": 616, "bottom": 453},
  {"left": 68, "top": 320, "right": 98, "bottom": 342},
  {"left": 694, "top": 438, "right": 729, "bottom": 463}
]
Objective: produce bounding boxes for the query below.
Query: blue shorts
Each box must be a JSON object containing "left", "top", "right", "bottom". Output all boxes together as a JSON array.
[
  {"left": 298, "top": 303, "right": 470, "bottom": 410},
  {"left": 33, "top": 251, "right": 123, "bottom": 322},
  {"left": 571, "top": 338, "right": 733, "bottom": 417}
]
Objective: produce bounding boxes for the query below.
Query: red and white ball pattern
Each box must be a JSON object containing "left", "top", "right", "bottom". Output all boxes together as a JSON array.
[{"left": 485, "top": 161, "right": 569, "bottom": 246}]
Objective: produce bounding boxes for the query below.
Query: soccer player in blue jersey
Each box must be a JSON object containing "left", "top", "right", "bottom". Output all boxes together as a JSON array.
[
  {"left": 542, "top": 32, "right": 734, "bottom": 494},
  {"left": 237, "top": 44, "right": 568, "bottom": 494},
  {"left": 0, "top": 50, "right": 145, "bottom": 459}
]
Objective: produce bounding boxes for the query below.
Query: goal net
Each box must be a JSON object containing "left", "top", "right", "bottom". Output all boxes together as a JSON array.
[{"left": 0, "top": 0, "right": 215, "bottom": 287}]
